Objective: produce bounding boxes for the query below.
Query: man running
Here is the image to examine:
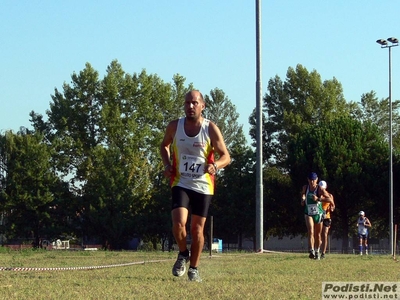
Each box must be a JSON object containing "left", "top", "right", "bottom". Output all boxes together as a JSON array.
[{"left": 160, "top": 90, "right": 231, "bottom": 281}]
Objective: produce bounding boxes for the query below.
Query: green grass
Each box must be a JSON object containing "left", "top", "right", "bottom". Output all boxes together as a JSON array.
[{"left": 0, "top": 249, "right": 398, "bottom": 299}]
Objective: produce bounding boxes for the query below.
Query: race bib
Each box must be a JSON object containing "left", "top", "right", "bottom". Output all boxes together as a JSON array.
[
  {"left": 307, "top": 204, "right": 318, "bottom": 216},
  {"left": 179, "top": 154, "right": 205, "bottom": 179}
]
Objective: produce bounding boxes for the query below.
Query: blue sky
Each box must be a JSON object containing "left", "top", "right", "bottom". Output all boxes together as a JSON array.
[{"left": 1, "top": 1, "right": 399, "bottom": 144}]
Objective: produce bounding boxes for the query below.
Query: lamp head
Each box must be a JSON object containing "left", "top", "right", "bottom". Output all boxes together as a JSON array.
[
  {"left": 388, "top": 37, "right": 399, "bottom": 44},
  {"left": 376, "top": 39, "right": 388, "bottom": 46}
]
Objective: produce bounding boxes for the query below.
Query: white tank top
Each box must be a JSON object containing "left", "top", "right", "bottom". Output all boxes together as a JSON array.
[
  {"left": 358, "top": 217, "right": 368, "bottom": 235},
  {"left": 170, "top": 117, "right": 215, "bottom": 195}
]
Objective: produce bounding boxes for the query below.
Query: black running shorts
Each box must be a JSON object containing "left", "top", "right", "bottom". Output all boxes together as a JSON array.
[
  {"left": 323, "top": 218, "right": 332, "bottom": 228},
  {"left": 171, "top": 186, "right": 212, "bottom": 217}
]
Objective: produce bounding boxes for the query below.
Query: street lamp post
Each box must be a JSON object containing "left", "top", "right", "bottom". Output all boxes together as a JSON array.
[
  {"left": 376, "top": 37, "right": 398, "bottom": 256},
  {"left": 255, "top": 0, "right": 263, "bottom": 252}
]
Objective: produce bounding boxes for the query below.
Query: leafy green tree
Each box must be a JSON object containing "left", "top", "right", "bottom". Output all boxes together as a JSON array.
[
  {"left": 247, "top": 64, "right": 354, "bottom": 246},
  {"left": 23, "top": 60, "right": 250, "bottom": 250},
  {"left": 263, "top": 167, "right": 300, "bottom": 239},
  {"left": 287, "top": 117, "right": 388, "bottom": 251},
  {"left": 26, "top": 59, "right": 204, "bottom": 249},
  {"left": 346, "top": 91, "right": 400, "bottom": 240},
  {"left": 212, "top": 141, "right": 255, "bottom": 250},
  {"left": 145, "top": 86, "right": 248, "bottom": 250},
  {"left": 0, "top": 130, "right": 59, "bottom": 246},
  {"left": 247, "top": 64, "right": 400, "bottom": 249},
  {"left": 30, "top": 61, "right": 177, "bottom": 248},
  {"left": 350, "top": 91, "right": 400, "bottom": 152},
  {"left": 204, "top": 88, "right": 252, "bottom": 249},
  {"left": 250, "top": 64, "right": 350, "bottom": 168},
  {"left": 204, "top": 88, "right": 245, "bottom": 149},
  {"left": 136, "top": 75, "right": 195, "bottom": 250},
  {"left": 137, "top": 177, "right": 172, "bottom": 251},
  {"left": 83, "top": 145, "right": 150, "bottom": 249}
]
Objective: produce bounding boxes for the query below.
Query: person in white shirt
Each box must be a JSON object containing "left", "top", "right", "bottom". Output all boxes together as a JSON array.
[{"left": 357, "top": 211, "right": 372, "bottom": 255}]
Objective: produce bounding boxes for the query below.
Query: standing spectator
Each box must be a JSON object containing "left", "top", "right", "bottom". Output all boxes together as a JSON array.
[{"left": 357, "top": 211, "right": 372, "bottom": 255}]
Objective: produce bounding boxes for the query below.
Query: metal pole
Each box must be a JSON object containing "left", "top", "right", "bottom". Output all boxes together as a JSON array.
[
  {"left": 394, "top": 224, "right": 397, "bottom": 260},
  {"left": 255, "top": 0, "right": 263, "bottom": 252},
  {"left": 389, "top": 46, "right": 394, "bottom": 256},
  {"left": 377, "top": 38, "right": 398, "bottom": 256}
]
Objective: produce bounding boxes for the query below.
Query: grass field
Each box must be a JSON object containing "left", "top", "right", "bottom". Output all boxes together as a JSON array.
[{"left": 0, "top": 249, "right": 398, "bottom": 299}]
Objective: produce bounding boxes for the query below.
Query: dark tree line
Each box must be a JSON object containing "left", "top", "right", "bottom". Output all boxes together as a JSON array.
[{"left": 0, "top": 62, "right": 398, "bottom": 251}]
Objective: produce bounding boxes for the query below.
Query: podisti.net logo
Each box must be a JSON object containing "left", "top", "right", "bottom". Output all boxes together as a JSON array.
[{"left": 322, "top": 282, "right": 399, "bottom": 299}]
